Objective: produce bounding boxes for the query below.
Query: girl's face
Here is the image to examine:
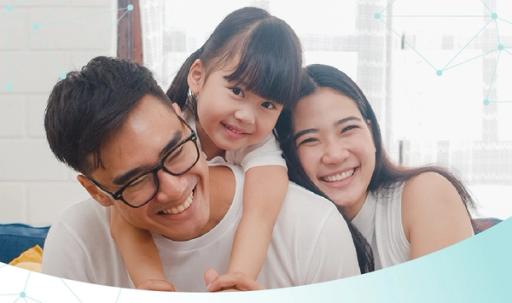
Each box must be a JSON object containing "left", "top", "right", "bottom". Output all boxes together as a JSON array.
[
  {"left": 188, "top": 59, "right": 283, "bottom": 154},
  {"left": 292, "top": 87, "right": 376, "bottom": 219}
]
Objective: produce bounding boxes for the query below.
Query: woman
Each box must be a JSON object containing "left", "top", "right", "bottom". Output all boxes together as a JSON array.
[{"left": 276, "top": 64, "right": 474, "bottom": 269}]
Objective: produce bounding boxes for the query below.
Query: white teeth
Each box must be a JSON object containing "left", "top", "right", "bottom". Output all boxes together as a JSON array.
[
  {"left": 159, "top": 191, "right": 194, "bottom": 215},
  {"left": 323, "top": 169, "right": 355, "bottom": 182},
  {"left": 224, "top": 123, "right": 244, "bottom": 134}
]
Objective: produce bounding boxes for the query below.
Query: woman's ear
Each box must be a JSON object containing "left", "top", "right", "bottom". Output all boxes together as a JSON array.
[
  {"left": 77, "top": 175, "right": 113, "bottom": 207},
  {"left": 187, "top": 59, "right": 204, "bottom": 95}
]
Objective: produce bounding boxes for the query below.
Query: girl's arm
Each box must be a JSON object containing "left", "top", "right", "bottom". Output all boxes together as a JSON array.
[
  {"left": 401, "top": 172, "right": 474, "bottom": 259},
  {"left": 110, "top": 207, "right": 175, "bottom": 291},
  {"left": 228, "top": 165, "right": 288, "bottom": 279}
]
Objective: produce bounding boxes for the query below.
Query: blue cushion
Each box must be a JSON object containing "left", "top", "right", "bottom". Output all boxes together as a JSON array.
[{"left": 0, "top": 223, "right": 50, "bottom": 263}]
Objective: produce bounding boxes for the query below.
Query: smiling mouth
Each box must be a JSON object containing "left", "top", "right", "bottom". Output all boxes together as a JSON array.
[
  {"left": 221, "top": 122, "right": 249, "bottom": 136},
  {"left": 320, "top": 168, "right": 356, "bottom": 183},
  {"left": 157, "top": 189, "right": 194, "bottom": 215}
]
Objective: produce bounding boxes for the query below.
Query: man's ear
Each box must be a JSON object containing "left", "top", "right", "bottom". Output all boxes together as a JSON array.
[
  {"left": 187, "top": 59, "right": 204, "bottom": 95},
  {"left": 77, "top": 175, "right": 113, "bottom": 207}
]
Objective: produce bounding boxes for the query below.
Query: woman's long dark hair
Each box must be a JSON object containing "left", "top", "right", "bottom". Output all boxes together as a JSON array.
[
  {"left": 166, "top": 7, "right": 302, "bottom": 113},
  {"left": 276, "top": 64, "right": 476, "bottom": 272}
]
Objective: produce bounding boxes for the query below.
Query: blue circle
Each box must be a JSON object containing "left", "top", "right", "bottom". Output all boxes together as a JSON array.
[
  {"left": 374, "top": 12, "right": 381, "bottom": 19},
  {"left": 483, "top": 98, "right": 490, "bottom": 105},
  {"left": 498, "top": 44, "right": 504, "bottom": 50},
  {"left": 436, "top": 70, "right": 443, "bottom": 76},
  {"left": 19, "top": 292, "right": 26, "bottom": 298},
  {"left": 4, "top": 4, "right": 13, "bottom": 12},
  {"left": 127, "top": 4, "right": 134, "bottom": 11},
  {"left": 491, "top": 12, "right": 498, "bottom": 19},
  {"left": 5, "top": 83, "right": 13, "bottom": 92},
  {"left": 32, "top": 23, "right": 41, "bottom": 31}
]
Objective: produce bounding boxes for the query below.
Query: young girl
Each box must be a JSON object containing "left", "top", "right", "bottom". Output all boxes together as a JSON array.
[
  {"left": 110, "top": 7, "right": 304, "bottom": 291},
  {"left": 276, "top": 64, "right": 474, "bottom": 270}
]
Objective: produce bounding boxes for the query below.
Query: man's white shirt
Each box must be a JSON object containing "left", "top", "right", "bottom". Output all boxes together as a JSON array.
[{"left": 42, "top": 165, "right": 360, "bottom": 291}]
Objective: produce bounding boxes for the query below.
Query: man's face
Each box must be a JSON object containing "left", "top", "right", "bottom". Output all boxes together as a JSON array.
[{"left": 85, "top": 95, "right": 211, "bottom": 240}]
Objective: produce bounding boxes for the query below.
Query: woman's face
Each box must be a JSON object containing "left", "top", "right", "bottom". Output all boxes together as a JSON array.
[{"left": 292, "top": 87, "right": 376, "bottom": 219}]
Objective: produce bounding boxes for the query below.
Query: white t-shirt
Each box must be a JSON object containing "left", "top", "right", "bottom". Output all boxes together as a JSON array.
[
  {"left": 351, "top": 183, "right": 410, "bottom": 269},
  {"left": 42, "top": 165, "right": 360, "bottom": 291}
]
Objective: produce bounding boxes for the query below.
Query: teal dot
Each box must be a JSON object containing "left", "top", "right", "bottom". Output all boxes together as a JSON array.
[
  {"left": 374, "top": 12, "right": 381, "bottom": 19},
  {"left": 5, "top": 83, "right": 13, "bottom": 92},
  {"left": 32, "top": 23, "right": 41, "bottom": 31},
  {"left": 59, "top": 72, "right": 66, "bottom": 80},
  {"left": 127, "top": 4, "right": 134, "bottom": 11},
  {"left": 491, "top": 12, "right": 498, "bottom": 20},
  {"left": 498, "top": 44, "right": 504, "bottom": 50},
  {"left": 4, "top": 4, "right": 13, "bottom": 12},
  {"left": 436, "top": 70, "right": 443, "bottom": 76},
  {"left": 483, "top": 98, "right": 490, "bottom": 106},
  {"left": 19, "top": 292, "right": 26, "bottom": 298}
]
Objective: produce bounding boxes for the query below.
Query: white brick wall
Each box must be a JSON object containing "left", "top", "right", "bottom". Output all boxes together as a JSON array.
[{"left": 0, "top": 0, "right": 117, "bottom": 226}]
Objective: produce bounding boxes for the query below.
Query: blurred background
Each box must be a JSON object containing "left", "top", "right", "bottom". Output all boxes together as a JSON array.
[{"left": 1, "top": 0, "right": 511, "bottom": 226}]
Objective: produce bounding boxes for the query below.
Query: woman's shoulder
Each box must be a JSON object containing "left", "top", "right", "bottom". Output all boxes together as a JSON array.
[
  {"left": 402, "top": 171, "right": 458, "bottom": 203},
  {"left": 400, "top": 171, "right": 472, "bottom": 249}
]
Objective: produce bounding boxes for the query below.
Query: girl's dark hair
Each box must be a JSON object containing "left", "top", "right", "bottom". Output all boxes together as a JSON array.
[
  {"left": 276, "top": 64, "right": 476, "bottom": 273},
  {"left": 167, "top": 7, "right": 302, "bottom": 113}
]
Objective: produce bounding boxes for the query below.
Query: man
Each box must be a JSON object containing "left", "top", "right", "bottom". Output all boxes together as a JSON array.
[{"left": 41, "top": 56, "right": 360, "bottom": 291}]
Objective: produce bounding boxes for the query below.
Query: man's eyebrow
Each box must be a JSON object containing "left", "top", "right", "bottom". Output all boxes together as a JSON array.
[
  {"left": 111, "top": 131, "right": 182, "bottom": 186},
  {"left": 293, "top": 116, "right": 362, "bottom": 141}
]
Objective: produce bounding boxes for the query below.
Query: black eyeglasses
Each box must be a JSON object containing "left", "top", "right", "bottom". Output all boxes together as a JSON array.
[{"left": 88, "top": 122, "right": 200, "bottom": 208}]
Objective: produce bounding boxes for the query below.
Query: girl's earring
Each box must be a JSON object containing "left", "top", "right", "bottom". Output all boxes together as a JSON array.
[
  {"left": 187, "top": 89, "right": 197, "bottom": 104},
  {"left": 186, "top": 88, "right": 198, "bottom": 118}
]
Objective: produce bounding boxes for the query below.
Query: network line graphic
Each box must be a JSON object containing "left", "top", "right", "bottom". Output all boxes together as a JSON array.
[{"left": 374, "top": 0, "right": 511, "bottom": 105}]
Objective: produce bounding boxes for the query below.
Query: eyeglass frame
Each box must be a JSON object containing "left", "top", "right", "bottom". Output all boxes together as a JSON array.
[{"left": 86, "top": 117, "right": 200, "bottom": 208}]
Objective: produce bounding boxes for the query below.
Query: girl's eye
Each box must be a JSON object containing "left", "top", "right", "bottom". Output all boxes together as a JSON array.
[
  {"left": 261, "top": 101, "right": 276, "bottom": 110},
  {"left": 231, "top": 87, "right": 244, "bottom": 97}
]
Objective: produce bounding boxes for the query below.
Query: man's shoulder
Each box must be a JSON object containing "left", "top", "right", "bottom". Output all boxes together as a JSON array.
[
  {"left": 60, "top": 199, "right": 106, "bottom": 224},
  {"left": 274, "top": 181, "right": 343, "bottom": 237},
  {"left": 285, "top": 182, "right": 338, "bottom": 214},
  {"left": 48, "top": 199, "right": 109, "bottom": 243}
]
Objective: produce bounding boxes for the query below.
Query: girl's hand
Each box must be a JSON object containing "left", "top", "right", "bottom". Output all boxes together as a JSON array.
[{"left": 204, "top": 269, "right": 263, "bottom": 292}]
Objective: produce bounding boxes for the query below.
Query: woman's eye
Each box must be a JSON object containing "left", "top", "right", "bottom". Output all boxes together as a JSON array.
[
  {"left": 261, "top": 101, "right": 276, "bottom": 110},
  {"left": 341, "top": 125, "right": 359, "bottom": 133},
  {"left": 297, "top": 138, "right": 319, "bottom": 147}
]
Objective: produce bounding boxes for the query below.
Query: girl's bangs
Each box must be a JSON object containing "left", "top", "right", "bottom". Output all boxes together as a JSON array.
[{"left": 223, "top": 19, "right": 301, "bottom": 106}]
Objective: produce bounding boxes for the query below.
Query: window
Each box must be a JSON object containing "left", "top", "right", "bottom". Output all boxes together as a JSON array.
[
  {"left": 388, "top": 0, "right": 512, "bottom": 218},
  {"left": 140, "top": 0, "right": 512, "bottom": 219}
]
